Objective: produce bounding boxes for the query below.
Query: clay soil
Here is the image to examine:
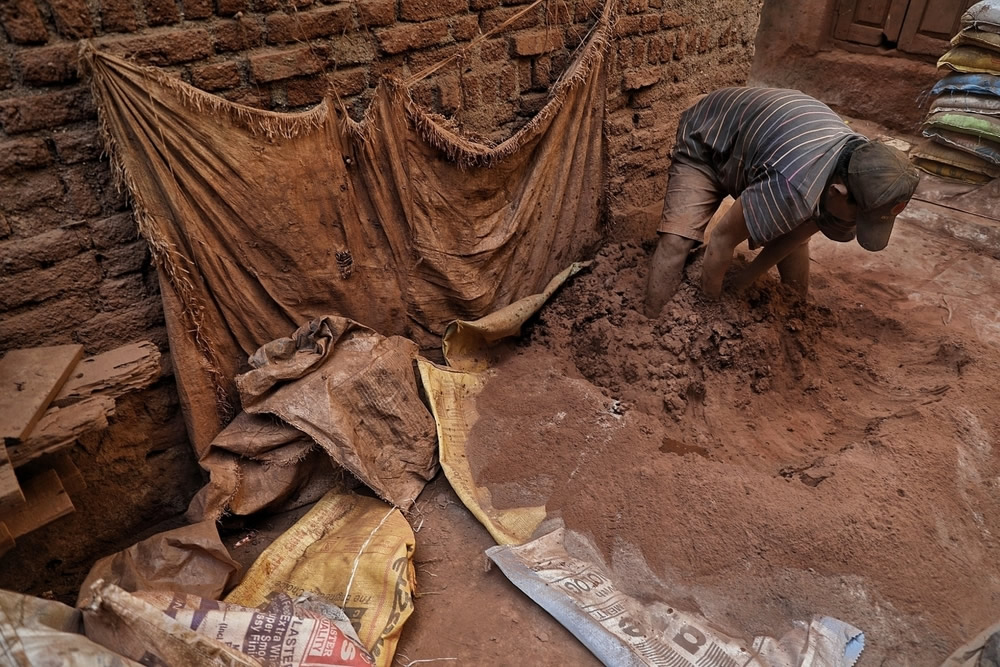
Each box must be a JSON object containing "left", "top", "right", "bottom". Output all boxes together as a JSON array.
[{"left": 458, "top": 236, "right": 1000, "bottom": 664}]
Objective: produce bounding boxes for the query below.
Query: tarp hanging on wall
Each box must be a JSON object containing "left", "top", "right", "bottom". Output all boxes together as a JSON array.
[{"left": 82, "top": 10, "right": 610, "bottom": 450}]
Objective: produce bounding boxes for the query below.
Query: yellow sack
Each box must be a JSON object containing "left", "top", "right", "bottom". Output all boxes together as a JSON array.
[
  {"left": 952, "top": 28, "right": 1000, "bottom": 53},
  {"left": 226, "top": 491, "right": 415, "bottom": 667},
  {"left": 939, "top": 45, "right": 1000, "bottom": 75},
  {"left": 417, "top": 359, "right": 546, "bottom": 545},
  {"left": 443, "top": 261, "right": 590, "bottom": 372},
  {"left": 914, "top": 157, "right": 994, "bottom": 183}
]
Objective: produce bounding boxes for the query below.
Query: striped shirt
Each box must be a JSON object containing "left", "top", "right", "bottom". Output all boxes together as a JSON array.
[{"left": 675, "top": 87, "right": 862, "bottom": 247}]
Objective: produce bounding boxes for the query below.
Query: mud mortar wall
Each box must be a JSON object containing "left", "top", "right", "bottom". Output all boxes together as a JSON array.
[{"left": 0, "top": 0, "right": 759, "bottom": 574}]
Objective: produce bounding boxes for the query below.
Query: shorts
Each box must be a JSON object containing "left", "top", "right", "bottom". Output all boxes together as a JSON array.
[{"left": 656, "top": 158, "right": 727, "bottom": 244}]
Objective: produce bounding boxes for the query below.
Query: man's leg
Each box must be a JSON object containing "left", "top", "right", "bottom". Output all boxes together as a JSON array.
[
  {"left": 645, "top": 160, "right": 724, "bottom": 316},
  {"left": 777, "top": 240, "right": 810, "bottom": 296},
  {"left": 645, "top": 233, "right": 696, "bottom": 317}
]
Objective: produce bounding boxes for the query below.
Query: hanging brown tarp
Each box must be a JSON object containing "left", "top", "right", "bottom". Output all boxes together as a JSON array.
[{"left": 82, "top": 8, "right": 611, "bottom": 452}]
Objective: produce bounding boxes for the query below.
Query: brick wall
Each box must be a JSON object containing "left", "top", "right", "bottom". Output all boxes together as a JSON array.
[{"left": 0, "top": 0, "right": 760, "bottom": 589}]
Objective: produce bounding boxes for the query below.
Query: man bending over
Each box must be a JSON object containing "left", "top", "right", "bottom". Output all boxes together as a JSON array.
[{"left": 645, "top": 87, "right": 920, "bottom": 316}]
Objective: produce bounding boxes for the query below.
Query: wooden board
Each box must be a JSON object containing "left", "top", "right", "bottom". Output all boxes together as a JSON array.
[
  {"left": 2, "top": 468, "right": 74, "bottom": 538},
  {"left": 0, "top": 445, "right": 23, "bottom": 513},
  {"left": 0, "top": 522, "right": 13, "bottom": 558},
  {"left": 7, "top": 396, "right": 116, "bottom": 467},
  {"left": 53, "top": 341, "right": 161, "bottom": 408},
  {"left": 0, "top": 344, "right": 83, "bottom": 444},
  {"left": 51, "top": 454, "right": 86, "bottom": 495}
]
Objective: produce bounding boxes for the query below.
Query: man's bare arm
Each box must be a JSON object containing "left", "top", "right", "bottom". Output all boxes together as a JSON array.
[
  {"left": 701, "top": 197, "right": 749, "bottom": 298},
  {"left": 731, "top": 220, "right": 819, "bottom": 292}
]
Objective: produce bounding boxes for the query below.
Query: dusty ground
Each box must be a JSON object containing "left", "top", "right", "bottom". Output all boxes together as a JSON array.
[
  {"left": 10, "top": 210, "right": 1000, "bottom": 667},
  {"left": 228, "top": 214, "right": 1000, "bottom": 666}
]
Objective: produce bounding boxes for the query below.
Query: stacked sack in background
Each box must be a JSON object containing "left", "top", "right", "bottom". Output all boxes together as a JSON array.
[{"left": 915, "top": 0, "right": 1000, "bottom": 183}]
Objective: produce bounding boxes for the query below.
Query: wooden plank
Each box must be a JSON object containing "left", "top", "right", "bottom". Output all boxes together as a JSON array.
[
  {"left": 0, "top": 445, "right": 24, "bottom": 513},
  {"left": 53, "top": 341, "right": 161, "bottom": 408},
  {"left": 0, "top": 344, "right": 83, "bottom": 445},
  {"left": 0, "top": 522, "right": 14, "bottom": 558},
  {"left": 51, "top": 454, "right": 86, "bottom": 495},
  {"left": 7, "top": 396, "right": 116, "bottom": 467},
  {"left": 2, "top": 469, "right": 74, "bottom": 539}
]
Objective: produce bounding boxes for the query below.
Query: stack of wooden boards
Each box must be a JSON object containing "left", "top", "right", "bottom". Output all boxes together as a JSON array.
[
  {"left": 914, "top": 0, "right": 1000, "bottom": 183},
  {"left": 0, "top": 341, "right": 161, "bottom": 556}
]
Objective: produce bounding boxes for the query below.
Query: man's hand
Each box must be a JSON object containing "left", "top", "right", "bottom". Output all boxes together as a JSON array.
[
  {"left": 701, "top": 198, "right": 748, "bottom": 298},
  {"left": 731, "top": 220, "right": 818, "bottom": 294},
  {"left": 645, "top": 233, "right": 696, "bottom": 317}
]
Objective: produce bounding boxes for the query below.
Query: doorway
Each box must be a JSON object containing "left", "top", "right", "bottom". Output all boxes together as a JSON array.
[{"left": 833, "top": 0, "right": 977, "bottom": 55}]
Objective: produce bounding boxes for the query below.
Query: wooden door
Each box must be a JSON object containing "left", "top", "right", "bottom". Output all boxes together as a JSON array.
[
  {"left": 833, "top": 0, "right": 911, "bottom": 45},
  {"left": 896, "top": 0, "right": 978, "bottom": 54}
]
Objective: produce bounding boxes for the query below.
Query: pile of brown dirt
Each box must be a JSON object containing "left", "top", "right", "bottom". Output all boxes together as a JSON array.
[{"left": 465, "top": 241, "right": 1000, "bottom": 663}]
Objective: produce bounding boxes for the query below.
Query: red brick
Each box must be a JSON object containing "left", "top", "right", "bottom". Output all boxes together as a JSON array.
[
  {"left": 470, "top": 0, "right": 500, "bottom": 9},
  {"left": 16, "top": 44, "right": 80, "bottom": 85},
  {"left": 661, "top": 10, "right": 686, "bottom": 28},
  {"left": 328, "top": 34, "right": 375, "bottom": 66},
  {"left": 99, "top": 0, "right": 139, "bottom": 32},
  {"left": 437, "top": 73, "right": 460, "bottom": 112},
  {"left": 101, "top": 29, "right": 214, "bottom": 65},
  {"left": 623, "top": 66, "right": 660, "bottom": 90},
  {"left": 376, "top": 19, "right": 450, "bottom": 54},
  {"left": 250, "top": 46, "right": 322, "bottom": 83},
  {"left": 99, "top": 239, "right": 150, "bottom": 277},
  {"left": 400, "top": 0, "right": 466, "bottom": 21},
  {"left": 1, "top": 0, "right": 48, "bottom": 44},
  {"left": 61, "top": 166, "right": 103, "bottom": 217},
  {"left": 451, "top": 14, "right": 479, "bottom": 41},
  {"left": 98, "top": 273, "right": 152, "bottom": 311},
  {"left": 191, "top": 60, "right": 242, "bottom": 90},
  {"left": 283, "top": 75, "right": 328, "bottom": 107},
  {"left": 212, "top": 17, "right": 264, "bottom": 51},
  {"left": 573, "top": 0, "right": 601, "bottom": 21},
  {"left": 49, "top": 0, "right": 94, "bottom": 38},
  {"left": 479, "top": 38, "right": 507, "bottom": 61},
  {"left": 265, "top": 4, "right": 351, "bottom": 44},
  {"left": 144, "top": 0, "right": 181, "bottom": 25},
  {"left": 615, "top": 14, "right": 642, "bottom": 36},
  {"left": 0, "top": 138, "right": 51, "bottom": 174},
  {"left": 498, "top": 62, "right": 516, "bottom": 99},
  {"left": 0, "top": 295, "right": 97, "bottom": 350},
  {"left": 222, "top": 86, "right": 271, "bottom": 107},
  {"left": 480, "top": 5, "right": 540, "bottom": 31},
  {"left": 89, "top": 213, "right": 138, "bottom": 249},
  {"left": 254, "top": 0, "right": 280, "bottom": 10},
  {"left": 217, "top": 0, "right": 250, "bottom": 15},
  {"left": 0, "top": 251, "right": 101, "bottom": 310},
  {"left": 52, "top": 128, "right": 102, "bottom": 164},
  {"left": 625, "top": 0, "right": 647, "bottom": 13},
  {"left": 0, "top": 53, "right": 11, "bottom": 89},
  {"left": 511, "top": 28, "right": 564, "bottom": 56},
  {"left": 357, "top": 0, "right": 395, "bottom": 26},
  {"left": 516, "top": 57, "right": 531, "bottom": 91},
  {"left": 75, "top": 295, "right": 163, "bottom": 350},
  {"left": 406, "top": 43, "right": 457, "bottom": 70},
  {"left": 532, "top": 55, "right": 551, "bottom": 88},
  {"left": 0, "top": 227, "right": 90, "bottom": 275},
  {"left": 0, "top": 170, "right": 63, "bottom": 212},
  {"left": 673, "top": 31, "right": 687, "bottom": 59},
  {"left": 182, "top": 0, "right": 214, "bottom": 19},
  {"left": 640, "top": 14, "right": 659, "bottom": 32}
]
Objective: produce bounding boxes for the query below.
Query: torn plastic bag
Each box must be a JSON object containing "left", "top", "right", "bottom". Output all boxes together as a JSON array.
[
  {"left": 77, "top": 520, "right": 240, "bottom": 608},
  {"left": 487, "top": 528, "right": 865, "bottom": 667},
  {"left": 82, "top": 582, "right": 373, "bottom": 666},
  {"left": 0, "top": 589, "right": 138, "bottom": 667},
  {"left": 226, "top": 489, "right": 416, "bottom": 667}
]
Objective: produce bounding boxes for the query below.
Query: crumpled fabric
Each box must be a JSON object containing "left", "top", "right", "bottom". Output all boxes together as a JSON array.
[
  {"left": 189, "top": 316, "right": 438, "bottom": 518},
  {"left": 82, "top": 4, "right": 611, "bottom": 452}
]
